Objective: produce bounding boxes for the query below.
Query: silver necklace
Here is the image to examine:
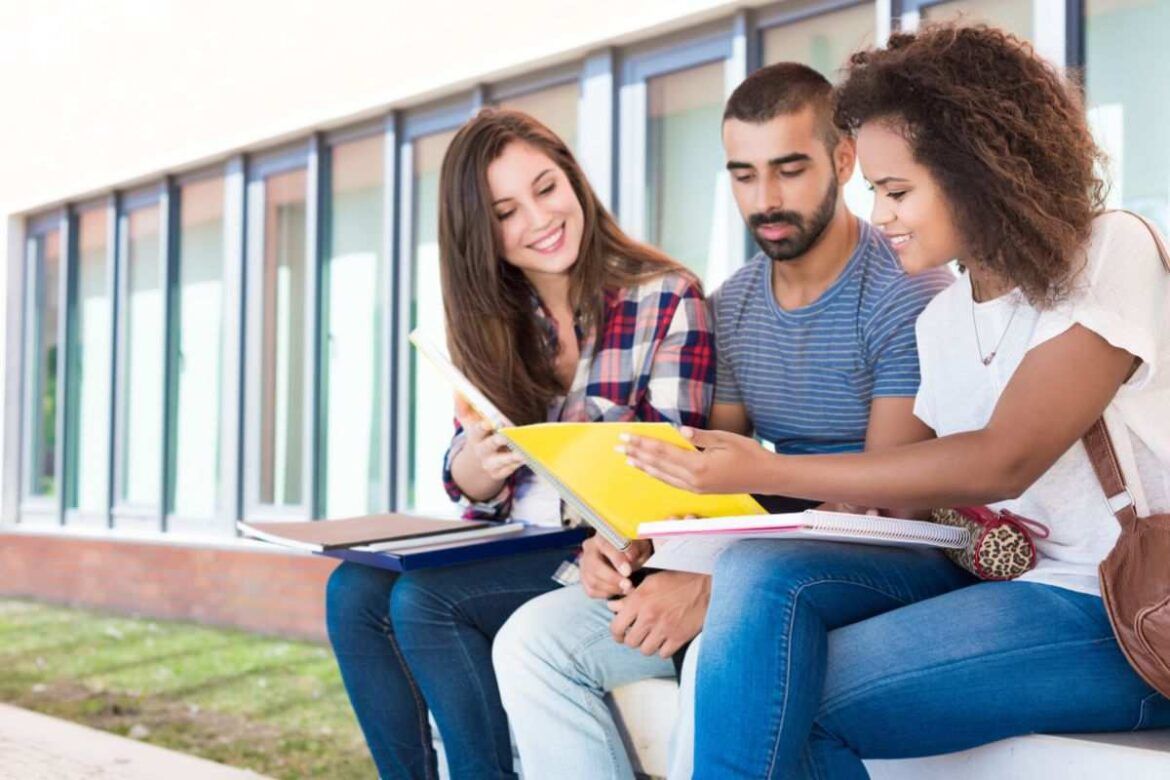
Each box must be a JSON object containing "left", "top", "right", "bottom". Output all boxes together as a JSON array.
[{"left": 971, "top": 278, "right": 1018, "bottom": 366}]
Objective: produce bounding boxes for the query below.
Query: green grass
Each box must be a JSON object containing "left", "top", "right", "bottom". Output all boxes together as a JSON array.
[{"left": 0, "top": 599, "right": 374, "bottom": 779}]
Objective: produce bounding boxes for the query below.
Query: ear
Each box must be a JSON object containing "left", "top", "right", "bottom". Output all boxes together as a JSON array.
[{"left": 833, "top": 135, "right": 857, "bottom": 186}]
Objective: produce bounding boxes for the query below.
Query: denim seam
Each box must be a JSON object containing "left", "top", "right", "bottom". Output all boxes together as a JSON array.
[
  {"left": 443, "top": 587, "right": 555, "bottom": 779},
  {"left": 763, "top": 577, "right": 915, "bottom": 780},
  {"left": 1135, "top": 690, "right": 1162, "bottom": 731},
  {"left": 381, "top": 615, "right": 438, "bottom": 780},
  {"left": 555, "top": 628, "right": 635, "bottom": 778},
  {"left": 820, "top": 636, "right": 1119, "bottom": 719}
]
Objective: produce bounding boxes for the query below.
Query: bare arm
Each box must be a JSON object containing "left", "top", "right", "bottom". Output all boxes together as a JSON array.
[
  {"left": 709, "top": 401, "right": 752, "bottom": 435},
  {"left": 625, "top": 325, "right": 1136, "bottom": 509},
  {"left": 862, "top": 396, "right": 935, "bottom": 517}
]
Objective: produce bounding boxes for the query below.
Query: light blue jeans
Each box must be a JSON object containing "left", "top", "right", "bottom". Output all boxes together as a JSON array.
[
  {"left": 493, "top": 582, "right": 698, "bottom": 779},
  {"left": 696, "top": 539, "right": 1170, "bottom": 779}
]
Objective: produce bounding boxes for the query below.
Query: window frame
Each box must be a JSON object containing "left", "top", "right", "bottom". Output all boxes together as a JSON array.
[
  {"left": 18, "top": 210, "right": 68, "bottom": 526},
  {"left": 617, "top": 19, "right": 748, "bottom": 285},
  {"left": 393, "top": 95, "right": 478, "bottom": 512},
  {"left": 62, "top": 195, "right": 119, "bottom": 530},
  {"left": 242, "top": 141, "right": 321, "bottom": 522},
  {"left": 317, "top": 117, "right": 397, "bottom": 518},
  {"left": 166, "top": 162, "right": 242, "bottom": 536},
  {"left": 110, "top": 183, "right": 169, "bottom": 532}
]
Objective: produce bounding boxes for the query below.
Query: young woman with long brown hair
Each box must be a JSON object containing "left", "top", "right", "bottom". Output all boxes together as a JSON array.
[
  {"left": 622, "top": 25, "right": 1170, "bottom": 777},
  {"left": 325, "top": 109, "right": 714, "bottom": 779}
]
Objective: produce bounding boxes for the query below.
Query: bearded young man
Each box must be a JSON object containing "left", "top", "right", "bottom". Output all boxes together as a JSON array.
[{"left": 490, "top": 63, "right": 954, "bottom": 779}]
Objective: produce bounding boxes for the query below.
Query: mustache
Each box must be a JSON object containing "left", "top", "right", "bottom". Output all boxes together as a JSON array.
[{"left": 749, "top": 210, "right": 804, "bottom": 230}]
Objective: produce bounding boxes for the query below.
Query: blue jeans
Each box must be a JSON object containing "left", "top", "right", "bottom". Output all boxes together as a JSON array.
[
  {"left": 695, "top": 540, "right": 1170, "bottom": 779},
  {"left": 324, "top": 547, "right": 571, "bottom": 780}
]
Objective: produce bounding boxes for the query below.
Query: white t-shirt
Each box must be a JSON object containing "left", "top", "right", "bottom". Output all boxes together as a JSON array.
[{"left": 913, "top": 211, "right": 1170, "bottom": 596}]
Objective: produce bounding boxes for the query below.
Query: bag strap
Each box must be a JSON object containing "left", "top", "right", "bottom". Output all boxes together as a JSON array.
[{"left": 1082, "top": 419, "right": 1139, "bottom": 528}]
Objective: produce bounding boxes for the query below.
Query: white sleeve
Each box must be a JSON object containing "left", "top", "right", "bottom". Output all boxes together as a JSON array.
[{"left": 1029, "top": 212, "right": 1169, "bottom": 390}]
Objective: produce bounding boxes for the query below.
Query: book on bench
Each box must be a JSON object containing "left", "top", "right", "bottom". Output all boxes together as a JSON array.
[{"left": 237, "top": 513, "right": 523, "bottom": 553}]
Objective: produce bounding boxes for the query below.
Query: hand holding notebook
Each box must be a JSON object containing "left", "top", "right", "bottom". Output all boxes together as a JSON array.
[{"left": 411, "top": 328, "right": 767, "bottom": 549}]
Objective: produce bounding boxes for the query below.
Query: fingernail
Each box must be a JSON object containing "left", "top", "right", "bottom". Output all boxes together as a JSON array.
[
  {"left": 614, "top": 445, "right": 626, "bottom": 455},
  {"left": 619, "top": 563, "right": 631, "bottom": 577},
  {"left": 621, "top": 579, "right": 632, "bottom": 592},
  {"left": 626, "top": 458, "right": 637, "bottom": 467},
  {"left": 618, "top": 433, "right": 631, "bottom": 443},
  {"left": 681, "top": 427, "right": 694, "bottom": 438}
]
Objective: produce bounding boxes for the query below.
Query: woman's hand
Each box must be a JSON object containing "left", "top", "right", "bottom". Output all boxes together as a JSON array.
[
  {"left": 579, "top": 535, "right": 654, "bottom": 599},
  {"left": 451, "top": 396, "right": 525, "bottom": 500},
  {"left": 620, "top": 427, "right": 772, "bottom": 494}
]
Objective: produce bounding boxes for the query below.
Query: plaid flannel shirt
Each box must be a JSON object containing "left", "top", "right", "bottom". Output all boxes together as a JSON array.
[{"left": 442, "top": 269, "right": 715, "bottom": 520}]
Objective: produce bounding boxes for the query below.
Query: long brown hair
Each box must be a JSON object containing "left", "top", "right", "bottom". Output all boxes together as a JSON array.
[
  {"left": 834, "top": 24, "right": 1106, "bottom": 307},
  {"left": 438, "top": 108, "right": 690, "bottom": 425}
]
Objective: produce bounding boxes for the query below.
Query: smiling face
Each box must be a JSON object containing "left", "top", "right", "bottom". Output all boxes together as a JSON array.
[
  {"left": 722, "top": 106, "right": 850, "bottom": 262},
  {"left": 486, "top": 140, "right": 585, "bottom": 284},
  {"left": 856, "top": 120, "right": 966, "bottom": 273}
]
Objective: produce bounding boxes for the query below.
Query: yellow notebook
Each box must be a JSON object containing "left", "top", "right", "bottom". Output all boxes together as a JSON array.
[
  {"left": 502, "top": 422, "right": 765, "bottom": 547},
  {"left": 410, "top": 329, "right": 765, "bottom": 548}
]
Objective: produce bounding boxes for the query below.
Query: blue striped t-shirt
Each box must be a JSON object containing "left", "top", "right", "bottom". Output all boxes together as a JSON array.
[{"left": 712, "top": 220, "right": 954, "bottom": 455}]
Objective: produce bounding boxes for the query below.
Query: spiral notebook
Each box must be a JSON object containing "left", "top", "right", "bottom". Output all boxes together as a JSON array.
[{"left": 640, "top": 511, "right": 970, "bottom": 574}]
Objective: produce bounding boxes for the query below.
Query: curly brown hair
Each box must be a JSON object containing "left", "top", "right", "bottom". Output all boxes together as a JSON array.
[{"left": 834, "top": 24, "right": 1106, "bottom": 306}]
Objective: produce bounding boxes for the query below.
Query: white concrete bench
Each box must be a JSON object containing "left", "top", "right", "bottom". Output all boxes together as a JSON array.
[
  {"left": 606, "top": 678, "right": 1170, "bottom": 780},
  {"left": 435, "top": 678, "right": 1170, "bottom": 778}
]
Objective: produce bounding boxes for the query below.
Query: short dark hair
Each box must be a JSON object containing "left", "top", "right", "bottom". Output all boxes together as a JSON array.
[{"left": 723, "top": 62, "right": 840, "bottom": 150}]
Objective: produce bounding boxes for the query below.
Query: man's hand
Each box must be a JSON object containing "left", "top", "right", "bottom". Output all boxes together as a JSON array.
[
  {"left": 580, "top": 535, "right": 653, "bottom": 599},
  {"left": 606, "top": 571, "right": 709, "bottom": 658},
  {"left": 621, "top": 427, "right": 770, "bottom": 494}
]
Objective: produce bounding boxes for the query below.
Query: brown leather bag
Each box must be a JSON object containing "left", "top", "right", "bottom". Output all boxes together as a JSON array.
[
  {"left": 1087, "top": 210, "right": 1170, "bottom": 699},
  {"left": 1087, "top": 421, "right": 1170, "bottom": 699}
]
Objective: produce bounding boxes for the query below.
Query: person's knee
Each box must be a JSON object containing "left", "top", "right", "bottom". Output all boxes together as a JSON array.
[
  {"left": 325, "top": 562, "right": 396, "bottom": 643},
  {"left": 387, "top": 571, "right": 448, "bottom": 630},
  {"left": 713, "top": 540, "right": 850, "bottom": 592},
  {"left": 494, "top": 588, "right": 593, "bottom": 694},
  {"left": 494, "top": 590, "right": 569, "bottom": 677}
]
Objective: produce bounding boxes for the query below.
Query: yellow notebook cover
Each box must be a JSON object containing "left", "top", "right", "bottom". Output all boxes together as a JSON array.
[{"left": 501, "top": 422, "right": 765, "bottom": 543}]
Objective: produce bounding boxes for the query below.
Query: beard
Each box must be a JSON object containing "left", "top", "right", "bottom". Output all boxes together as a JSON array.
[{"left": 749, "top": 172, "right": 839, "bottom": 262}]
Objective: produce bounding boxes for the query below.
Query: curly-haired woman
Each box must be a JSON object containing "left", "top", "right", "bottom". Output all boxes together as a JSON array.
[{"left": 621, "top": 24, "right": 1170, "bottom": 778}]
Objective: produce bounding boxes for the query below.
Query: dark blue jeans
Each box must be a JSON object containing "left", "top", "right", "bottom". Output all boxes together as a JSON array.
[{"left": 325, "top": 547, "right": 570, "bottom": 780}]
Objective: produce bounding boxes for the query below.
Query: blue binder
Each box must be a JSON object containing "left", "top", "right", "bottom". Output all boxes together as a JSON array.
[{"left": 316, "top": 524, "right": 587, "bottom": 572}]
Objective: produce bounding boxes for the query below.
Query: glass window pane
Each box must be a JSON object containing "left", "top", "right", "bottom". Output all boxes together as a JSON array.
[
  {"left": 763, "top": 3, "right": 875, "bottom": 77},
  {"left": 922, "top": 0, "right": 1033, "bottom": 39},
  {"left": 324, "top": 135, "right": 387, "bottom": 518},
  {"left": 645, "top": 61, "right": 726, "bottom": 283},
  {"left": 29, "top": 230, "right": 61, "bottom": 498},
  {"left": 119, "top": 204, "right": 163, "bottom": 507},
  {"left": 498, "top": 82, "right": 580, "bottom": 153},
  {"left": 68, "top": 208, "right": 112, "bottom": 514},
  {"left": 1087, "top": 0, "right": 1170, "bottom": 231},
  {"left": 259, "top": 169, "right": 308, "bottom": 507},
  {"left": 172, "top": 176, "right": 225, "bottom": 518},
  {"left": 408, "top": 130, "right": 457, "bottom": 513},
  {"left": 762, "top": 3, "right": 877, "bottom": 220}
]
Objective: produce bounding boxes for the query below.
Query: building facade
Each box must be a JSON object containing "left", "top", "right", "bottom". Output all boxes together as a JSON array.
[{"left": 2, "top": 0, "right": 1165, "bottom": 636}]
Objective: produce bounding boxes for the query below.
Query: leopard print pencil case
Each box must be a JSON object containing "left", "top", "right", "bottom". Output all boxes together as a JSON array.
[{"left": 930, "top": 506, "right": 1050, "bottom": 581}]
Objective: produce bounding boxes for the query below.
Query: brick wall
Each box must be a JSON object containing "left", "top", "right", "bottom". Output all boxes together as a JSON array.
[{"left": 0, "top": 532, "right": 338, "bottom": 642}]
